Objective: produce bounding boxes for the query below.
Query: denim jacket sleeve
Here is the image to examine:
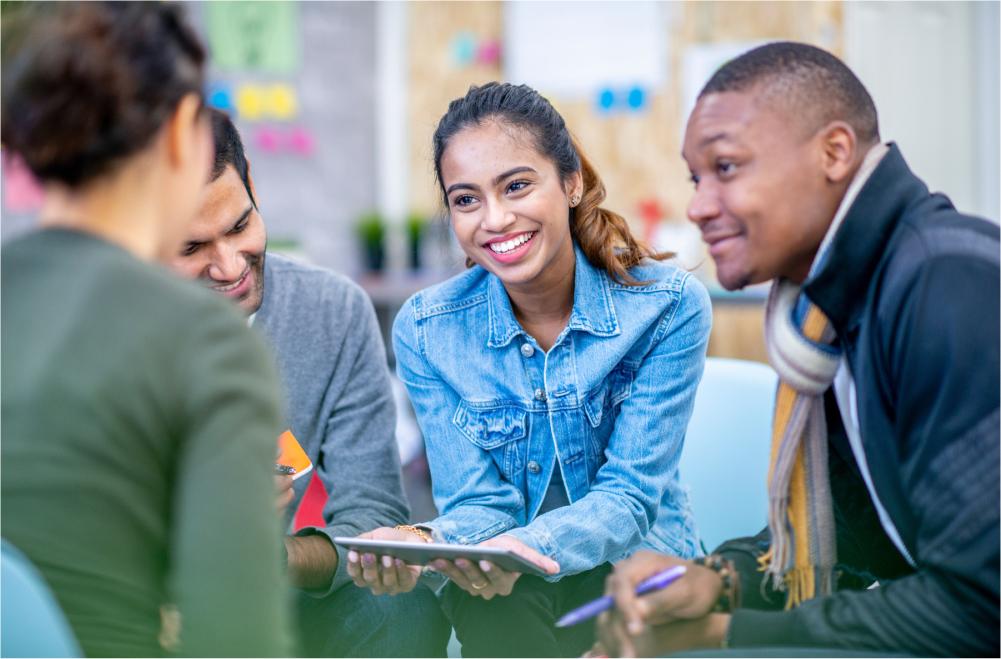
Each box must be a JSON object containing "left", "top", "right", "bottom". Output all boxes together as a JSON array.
[
  {"left": 393, "top": 297, "right": 526, "bottom": 545},
  {"left": 505, "top": 275, "right": 712, "bottom": 576}
]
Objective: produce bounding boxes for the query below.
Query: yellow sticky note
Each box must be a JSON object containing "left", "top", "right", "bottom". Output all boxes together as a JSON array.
[
  {"left": 267, "top": 84, "right": 297, "bottom": 120},
  {"left": 236, "top": 84, "right": 265, "bottom": 121}
]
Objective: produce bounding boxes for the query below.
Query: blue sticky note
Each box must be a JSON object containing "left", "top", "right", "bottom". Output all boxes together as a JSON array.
[
  {"left": 208, "top": 83, "right": 233, "bottom": 112},
  {"left": 452, "top": 32, "right": 476, "bottom": 66},
  {"left": 627, "top": 86, "right": 646, "bottom": 111},
  {"left": 597, "top": 87, "right": 616, "bottom": 113}
]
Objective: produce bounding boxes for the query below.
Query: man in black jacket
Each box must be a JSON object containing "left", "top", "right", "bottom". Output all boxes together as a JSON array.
[{"left": 597, "top": 42, "right": 999, "bottom": 656}]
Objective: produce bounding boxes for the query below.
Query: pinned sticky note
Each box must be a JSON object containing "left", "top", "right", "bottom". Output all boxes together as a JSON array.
[
  {"left": 205, "top": 1, "right": 300, "bottom": 74},
  {"left": 254, "top": 126, "right": 282, "bottom": 153},
  {"left": 266, "top": 84, "right": 297, "bottom": 120},
  {"left": 626, "top": 86, "right": 647, "bottom": 111},
  {"left": 236, "top": 84, "right": 265, "bottom": 121},
  {"left": 476, "top": 39, "right": 502, "bottom": 66},
  {"left": 2, "top": 152, "right": 45, "bottom": 212},
  {"left": 207, "top": 82, "right": 234, "bottom": 112},
  {"left": 451, "top": 32, "right": 477, "bottom": 67},
  {"left": 288, "top": 126, "right": 314, "bottom": 156},
  {"left": 596, "top": 87, "right": 617, "bottom": 113}
]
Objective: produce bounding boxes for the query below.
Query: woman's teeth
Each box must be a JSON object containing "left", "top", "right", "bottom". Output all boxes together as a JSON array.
[{"left": 488, "top": 232, "right": 535, "bottom": 254}]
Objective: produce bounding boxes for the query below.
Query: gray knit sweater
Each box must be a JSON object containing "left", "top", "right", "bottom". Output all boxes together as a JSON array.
[{"left": 255, "top": 252, "right": 409, "bottom": 594}]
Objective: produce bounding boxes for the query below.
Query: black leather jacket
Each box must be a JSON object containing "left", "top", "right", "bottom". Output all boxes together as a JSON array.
[{"left": 721, "top": 144, "right": 1000, "bottom": 656}]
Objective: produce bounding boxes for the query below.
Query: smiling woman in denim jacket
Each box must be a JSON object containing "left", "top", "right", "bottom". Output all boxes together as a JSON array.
[{"left": 348, "top": 82, "right": 712, "bottom": 657}]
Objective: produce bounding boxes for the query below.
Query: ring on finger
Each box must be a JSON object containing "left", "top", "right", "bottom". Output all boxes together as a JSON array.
[{"left": 471, "top": 581, "right": 489, "bottom": 590}]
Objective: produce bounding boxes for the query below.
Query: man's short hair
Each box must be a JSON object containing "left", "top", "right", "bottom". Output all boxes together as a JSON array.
[
  {"left": 209, "top": 108, "right": 256, "bottom": 207},
  {"left": 700, "top": 41, "right": 880, "bottom": 145}
]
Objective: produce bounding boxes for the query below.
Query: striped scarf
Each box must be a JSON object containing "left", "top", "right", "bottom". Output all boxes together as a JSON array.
[{"left": 760, "top": 278, "right": 841, "bottom": 607}]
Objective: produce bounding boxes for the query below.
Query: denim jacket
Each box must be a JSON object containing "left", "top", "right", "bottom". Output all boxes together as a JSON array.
[{"left": 393, "top": 244, "right": 712, "bottom": 577}]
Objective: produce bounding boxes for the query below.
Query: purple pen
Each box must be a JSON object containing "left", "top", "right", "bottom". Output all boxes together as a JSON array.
[{"left": 554, "top": 564, "right": 687, "bottom": 628}]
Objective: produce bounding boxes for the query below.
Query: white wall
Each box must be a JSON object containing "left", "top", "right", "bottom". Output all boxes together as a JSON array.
[{"left": 845, "top": 0, "right": 1000, "bottom": 222}]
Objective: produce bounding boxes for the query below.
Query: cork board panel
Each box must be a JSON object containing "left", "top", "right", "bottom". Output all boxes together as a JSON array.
[
  {"left": 407, "top": 1, "right": 504, "bottom": 216},
  {"left": 407, "top": 0, "right": 842, "bottom": 239}
]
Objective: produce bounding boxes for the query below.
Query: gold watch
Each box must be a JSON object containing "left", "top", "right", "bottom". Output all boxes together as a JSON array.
[{"left": 394, "top": 524, "right": 432, "bottom": 543}]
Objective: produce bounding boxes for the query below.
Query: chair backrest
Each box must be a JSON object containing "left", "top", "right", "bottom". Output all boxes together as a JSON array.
[
  {"left": 1, "top": 540, "right": 81, "bottom": 658},
  {"left": 679, "top": 357, "right": 777, "bottom": 553}
]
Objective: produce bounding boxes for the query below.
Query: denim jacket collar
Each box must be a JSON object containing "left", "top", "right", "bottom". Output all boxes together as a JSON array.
[{"left": 486, "top": 242, "right": 620, "bottom": 349}]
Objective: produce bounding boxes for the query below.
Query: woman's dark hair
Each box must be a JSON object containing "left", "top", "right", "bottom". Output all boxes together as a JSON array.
[
  {"left": 1, "top": 1, "right": 206, "bottom": 187},
  {"left": 432, "top": 82, "right": 669, "bottom": 285}
]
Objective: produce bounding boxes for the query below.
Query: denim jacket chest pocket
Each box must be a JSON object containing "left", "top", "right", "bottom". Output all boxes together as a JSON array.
[
  {"left": 452, "top": 402, "right": 529, "bottom": 481},
  {"left": 583, "top": 366, "right": 635, "bottom": 455}
]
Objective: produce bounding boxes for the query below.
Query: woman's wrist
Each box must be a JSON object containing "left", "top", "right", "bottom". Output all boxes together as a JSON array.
[{"left": 394, "top": 524, "right": 433, "bottom": 543}]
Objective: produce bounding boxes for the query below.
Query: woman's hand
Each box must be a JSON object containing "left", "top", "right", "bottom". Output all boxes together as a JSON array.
[
  {"left": 596, "top": 551, "right": 723, "bottom": 656},
  {"left": 432, "top": 535, "right": 559, "bottom": 600},
  {"left": 345, "top": 527, "right": 426, "bottom": 596}
]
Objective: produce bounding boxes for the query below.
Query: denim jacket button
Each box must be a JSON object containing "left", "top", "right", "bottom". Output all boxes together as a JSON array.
[
  {"left": 520, "top": 343, "right": 535, "bottom": 358},
  {"left": 534, "top": 388, "right": 547, "bottom": 402},
  {"left": 527, "top": 460, "right": 541, "bottom": 474}
]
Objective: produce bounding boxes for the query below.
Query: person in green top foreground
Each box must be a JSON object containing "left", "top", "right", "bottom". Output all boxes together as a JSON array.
[{"left": 1, "top": 2, "right": 291, "bottom": 656}]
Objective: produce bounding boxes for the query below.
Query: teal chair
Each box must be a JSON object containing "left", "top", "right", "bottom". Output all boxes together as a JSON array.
[
  {"left": 680, "top": 357, "right": 777, "bottom": 553},
  {"left": 1, "top": 540, "right": 81, "bottom": 658}
]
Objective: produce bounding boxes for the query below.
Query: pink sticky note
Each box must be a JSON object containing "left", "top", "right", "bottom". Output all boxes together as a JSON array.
[
  {"left": 254, "top": 126, "right": 282, "bottom": 153},
  {"left": 2, "top": 152, "right": 45, "bottom": 212},
  {"left": 476, "top": 40, "right": 501, "bottom": 66},
  {"left": 288, "top": 126, "right": 314, "bottom": 156}
]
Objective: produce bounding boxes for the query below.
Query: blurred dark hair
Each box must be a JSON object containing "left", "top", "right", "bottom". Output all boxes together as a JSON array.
[
  {"left": 1, "top": 1, "right": 206, "bottom": 187},
  {"left": 700, "top": 41, "right": 880, "bottom": 145},
  {"left": 432, "top": 82, "right": 668, "bottom": 285},
  {"left": 209, "top": 108, "right": 256, "bottom": 208}
]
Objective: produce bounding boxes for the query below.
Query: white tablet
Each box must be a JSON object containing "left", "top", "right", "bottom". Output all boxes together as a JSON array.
[{"left": 331, "top": 537, "right": 551, "bottom": 577}]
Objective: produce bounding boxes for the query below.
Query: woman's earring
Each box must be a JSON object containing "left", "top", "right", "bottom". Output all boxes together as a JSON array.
[{"left": 570, "top": 193, "right": 581, "bottom": 208}]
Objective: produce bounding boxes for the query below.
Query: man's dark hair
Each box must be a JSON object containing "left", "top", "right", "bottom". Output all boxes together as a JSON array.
[
  {"left": 209, "top": 108, "right": 256, "bottom": 207},
  {"left": 700, "top": 41, "right": 880, "bottom": 145}
]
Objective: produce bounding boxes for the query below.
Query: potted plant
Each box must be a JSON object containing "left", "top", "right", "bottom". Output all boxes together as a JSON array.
[
  {"left": 405, "top": 212, "right": 427, "bottom": 271},
  {"left": 356, "top": 211, "right": 386, "bottom": 272}
]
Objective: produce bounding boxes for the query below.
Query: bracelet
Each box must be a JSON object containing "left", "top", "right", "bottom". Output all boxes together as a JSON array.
[
  {"left": 693, "top": 554, "right": 741, "bottom": 613},
  {"left": 395, "top": 524, "right": 432, "bottom": 543}
]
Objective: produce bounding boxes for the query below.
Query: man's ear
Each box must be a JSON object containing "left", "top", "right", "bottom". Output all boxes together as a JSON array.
[
  {"left": 165, "top": 93, "right": 206, "bottom": 171},
  {"left": 818, "top": 121, "right": 859, "bottom": 184}
]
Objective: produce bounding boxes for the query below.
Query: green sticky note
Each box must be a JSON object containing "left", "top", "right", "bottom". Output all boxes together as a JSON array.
[{"left": 204, "top": 1, "right": 299, "bottom": 74}]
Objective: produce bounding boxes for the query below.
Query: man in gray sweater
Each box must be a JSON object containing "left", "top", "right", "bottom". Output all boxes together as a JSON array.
[{"left": 168, "top": 110, "right": 449, "bottom": 657}]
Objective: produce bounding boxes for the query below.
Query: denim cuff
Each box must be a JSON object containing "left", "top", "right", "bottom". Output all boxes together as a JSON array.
[
  {"left": 419, "top": 515, "right": 516, "bottom": 546},
  {"left": 501, "top": 524, "right": 560, "bottom": 581}
]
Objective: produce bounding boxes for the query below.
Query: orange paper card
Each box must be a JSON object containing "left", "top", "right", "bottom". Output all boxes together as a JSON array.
[{"left": 277, "top": 430, "right": 313, "bottom": 480}]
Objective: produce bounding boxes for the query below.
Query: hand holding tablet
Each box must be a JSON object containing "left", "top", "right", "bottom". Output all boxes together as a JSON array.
[{"left": 337, "top": 530, "right": 559, "bottom": 599}]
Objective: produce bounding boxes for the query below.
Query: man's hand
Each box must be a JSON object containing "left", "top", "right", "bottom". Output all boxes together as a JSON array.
[
  {"left": 598, "top": 612, "right": 731, "bottom": 657},
  {"left": 604, "top": 551, "right": 722, "bottom": 634},
  {"left": 274, "top": 474, "right": 294, "bottom": 511},
  {"left": 345, "top": 527, "right": 425, "bottom": 596},
  {"left": 431, "top": 535, "right": 559, "bottom": 600}
]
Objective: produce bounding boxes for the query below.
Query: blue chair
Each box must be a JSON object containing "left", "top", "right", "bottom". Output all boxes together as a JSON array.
[
  {"left": 1, "top": 540, "right": 81, "bottom": 658},
  {"left": 679, "top": 357, "right": 777, "bottom": 553}
]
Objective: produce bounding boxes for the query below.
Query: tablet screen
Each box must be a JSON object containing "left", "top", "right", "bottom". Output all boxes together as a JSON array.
[{"left": 331, "top": 537, "right": 551, "bottom": 577}]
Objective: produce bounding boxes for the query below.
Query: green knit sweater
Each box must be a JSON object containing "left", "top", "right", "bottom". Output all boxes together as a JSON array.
[{"left": 1, "top": 229, "right": 291, "bottom": 657}]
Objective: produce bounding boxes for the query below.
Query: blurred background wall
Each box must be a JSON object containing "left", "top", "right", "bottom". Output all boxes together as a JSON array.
[{"left": 3, "top": 0, "right": 999, "bottom": 365}]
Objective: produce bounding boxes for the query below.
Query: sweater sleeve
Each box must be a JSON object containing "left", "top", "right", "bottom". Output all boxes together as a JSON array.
[
  {"left": 727, "top": 255, "right": 1000, "bottom": 656},
  {"left": 295, "top": 281, "right": 410, "bottom": 594},
  {"left": 168, "top": 301, "right": 292, "bottom": 657}
]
